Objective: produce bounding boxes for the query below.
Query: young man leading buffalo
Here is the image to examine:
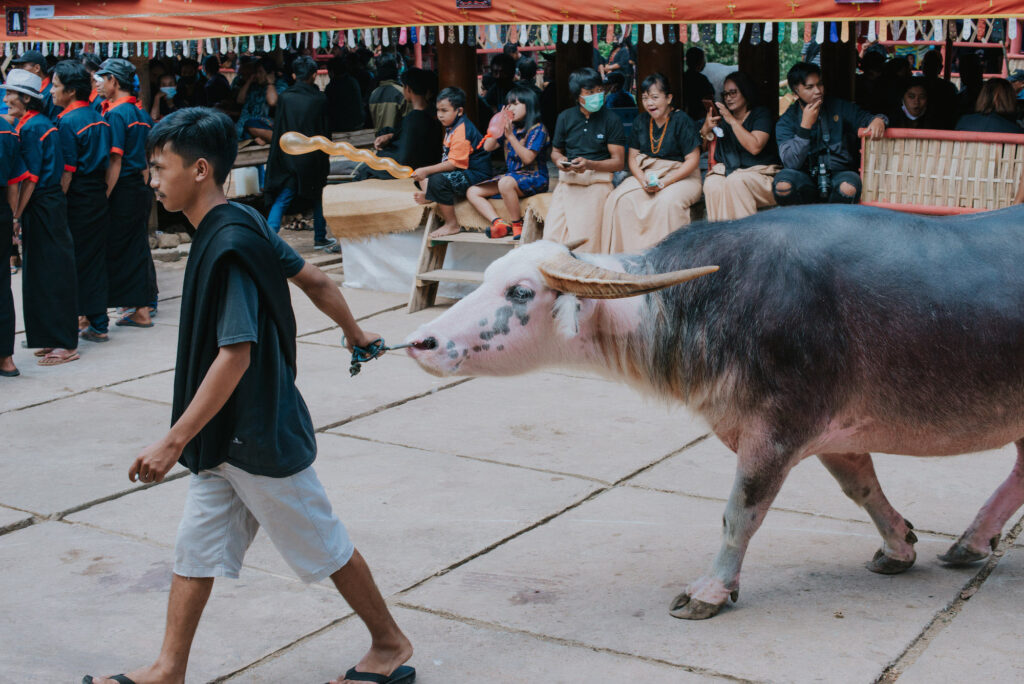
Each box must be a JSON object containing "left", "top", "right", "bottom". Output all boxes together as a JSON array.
[{"left": 83, "top": 108, "right": 414, "bottom": 684}]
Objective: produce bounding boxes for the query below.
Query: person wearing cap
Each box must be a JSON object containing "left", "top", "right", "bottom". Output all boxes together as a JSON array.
[
  {"left": 78, "top": 52, "right": 106, "bottom": 113},
  {"left": 52, "top": 60, "right": 114, "bottom": 344},
  {"left": 97, "top": 57, "right": 158, "bottom": 329},
  {"left": 1, "top": 99, "right": 31, "bottom": 377},
  {"left": 10, "top": 49, "right": 61, "bottom": 121},
  {"left": 3, "top": 69, "right": 80, "bottom": 366}
]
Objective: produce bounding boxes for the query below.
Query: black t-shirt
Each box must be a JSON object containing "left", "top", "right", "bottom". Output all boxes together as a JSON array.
[
  {"left": 711, "top": 106, "right": 781, "bottom": 173},
  {"left": 553, "top": 106, "right": 627, "bottom": 161},
  {"left": 955, "top": 113, "right": 1024, "bottom": 135},
  {"left": 394, "top": 108, "right": 443, "bottom": 169},
  {"left": 682, "top": 70, "right": 715, "bottom": 120},
  {"left": 325, "top": 73, "right": 365, "bottom": 132},
  {"left": 629, "top": 110, "right": 700, "bottom": 162}
]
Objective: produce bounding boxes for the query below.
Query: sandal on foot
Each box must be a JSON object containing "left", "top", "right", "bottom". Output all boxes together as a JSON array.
[
  {"left": 115, "top": 315, "right": 154, "bottom": 328},
  {"left": 82, "top": 675, "right": 137, "bottom": 684},
  {"left": 0, "top": 368, "right": 19, "bottom": 377},
  {"left": 337, "top": 665, "right": 415, "bottom": 684},
  {"left": 80, "top": 328, "right": 110, "bottom": 343},
  {"left": 33, "top": 347, "right": 54, "bottom": 357},
  {"left": 38, "top": 349, "right": 80, "bottom": 366},
  {"left": 485, "top": 218, "right": 513, "bottom": 239}
]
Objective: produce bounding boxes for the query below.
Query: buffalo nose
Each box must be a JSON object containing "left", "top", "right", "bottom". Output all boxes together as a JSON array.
[{"left": 413, "top": 337, "right": 438, "bottom": 350}]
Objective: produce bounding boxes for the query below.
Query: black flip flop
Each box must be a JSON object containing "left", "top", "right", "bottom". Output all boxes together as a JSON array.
[
  {"left": 82, "top": 675, "right": 137, "bottom": 684},
  {"left": 336, "top": 664, "right": 415, "bottom": 684}
]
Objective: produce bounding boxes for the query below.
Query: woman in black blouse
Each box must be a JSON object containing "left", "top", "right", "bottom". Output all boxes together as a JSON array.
[
  {"left": 701, "top": 71, "right": 782, "bottom": 222},
  {"left": 601, "top": 72, "right": 702, "bottom": 253}
]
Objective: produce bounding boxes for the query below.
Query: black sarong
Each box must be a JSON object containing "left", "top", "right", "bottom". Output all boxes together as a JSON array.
[
  {"left": 21, "top": 184, "right": 79, "bottom": 350},
  {"left": 107, "top": 172, "right": 156, "bottom": 308},
  {"left": 67, "top": 170, "right": 110, "bottom": 317},
  {"left": 0, "top": 205, "right": 14, "bottom": 358}
]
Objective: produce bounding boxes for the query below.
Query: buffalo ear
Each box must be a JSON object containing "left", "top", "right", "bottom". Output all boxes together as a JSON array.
[{"left": 552, "top": 293, "right": 583, "bottom": 338}]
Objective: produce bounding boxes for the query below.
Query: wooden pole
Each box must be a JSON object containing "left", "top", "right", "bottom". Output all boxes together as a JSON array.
[
  {"left": 436, "top": 38, "right": 480, "bottom": 129},
  {"left": 636, "top": 36, "right": 683, "bottom": 109},
  {"left": 555, "top": 35, "right": 592, "bottom": 113},
  {"left": 820, "top": 38, "right": 857, "bottom": 102}
]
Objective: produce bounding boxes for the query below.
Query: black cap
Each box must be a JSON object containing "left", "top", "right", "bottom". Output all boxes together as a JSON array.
[
  {"left": 11, "top": 49, "right": 46, "bottom": 68},
  {"left": 96, "top": 58, "right": 136, "bottom": 84}
]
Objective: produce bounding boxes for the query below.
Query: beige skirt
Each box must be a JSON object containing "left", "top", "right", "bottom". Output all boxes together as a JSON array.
[
  {"left": 703, "top": 163, "right": 780, "bottom": 222},
  {"left": 600, "top": 155, "right": 702, "bottom": 254},
  {"left": 543, "top": 170, "right": 614, "bottom": 254}
]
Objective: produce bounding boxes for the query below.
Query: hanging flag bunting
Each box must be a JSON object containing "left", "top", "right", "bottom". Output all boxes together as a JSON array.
[
  {"left": 727, "top": 22, "right": 736, "bottom": 43},
  {"left": 668, "top": 24, "right": 678, "bottom": 44},
  {"left": 41, "top": 41, "right": 49, "bottom": 56},
  {"left": 816, "top": 21, "right": 825, "bottom": 43},
  {"left": 691, "top": 24, "right": 700, "bottom": 43},
  {"left": 764, "top": 22, "right": 773, "bottom": 43},
  {"left": 867, "top": 20, "right": 877, "bottom": 42},
  {"left": 879, "top": 20, "right": 888, "bottom": 41},
  {"left": 363, "top": 28, "right": 372, "bottom": 47},
  {"left": 907, "top": 19, "right": 916, "bottom": 43},
  {"left": 827, "top": 22, "right": 836, "bottom": 42},
  {"left": 961, "top": 19, "right": 973, "bottom": 40},
  {"left": 559, "top": 24, "right": 568, "bottom": 44},
  {"left": 715, "top": 23, "right": 724, "bottom": 43},
  {"left": 520, "top": 24, "right": 529, "bottom": 45},
  {"left": 933, "top": 20, "right": 943, "bottom": 41},
  {"left": 540, "top": 24, "right": 550, "bottom": 44},
  {"left": 583, "top": 24, "right": 592, "bottom": 43},
  {"left": 107, "top": 40, "right": 114, "bottom": 56},
  {"left": 642, "top": 24, "right": 652, "bottom": 43},
  {"left": 750, "top": 23, "right": 761, "bottom": 45},
  {"left": 739, "top": 22, "right": 747, "bottom": 42},
  {"left": 489, "top": 23, "right": 499, "bottom": 44},
  {"left": 840, "top": 21, "right": 848, "bottom": 42},
  {"left": 1008, "top": 19, "right": 1018, "bottom": 40}
]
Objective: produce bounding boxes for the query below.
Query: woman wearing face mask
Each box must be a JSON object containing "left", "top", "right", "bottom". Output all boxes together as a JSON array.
[
  {"left": 546, "top": 67, "right": 626, "bottom": 253},
  {"left": 888, "top": 78, "right": 937, "bottom": 129},
  {"left": 601, "top": 72, "right": 702, "bottom": 253},
  {"left": 702, "top": 70, "right": 782, "bottom": 222},
  {"left": 150, "top": 74, "right": 185, "bottom": 122}
]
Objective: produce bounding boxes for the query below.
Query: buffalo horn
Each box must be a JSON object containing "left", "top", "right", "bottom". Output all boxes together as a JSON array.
[
  {"left": 538, "top": 255, "right": 719, "bottom": 299},
  {"left": 563, "top": 237, "right": 589, "bottom": 251}
]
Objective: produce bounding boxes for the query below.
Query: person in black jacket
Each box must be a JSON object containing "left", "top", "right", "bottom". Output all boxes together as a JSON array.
[
  {"left": 773, "top": 62, "right": 887, "bottom": 206},
  {"left": 264, "top": 56, "right": 336, "bottom": 251},
  {"left": 955, "top": 78, "right": 1024, "bottom": 134},
  {"left": 82, "top": 106, "right": 415, "bottom": 684}
]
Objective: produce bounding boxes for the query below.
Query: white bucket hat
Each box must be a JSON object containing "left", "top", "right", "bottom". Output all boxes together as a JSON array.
[{"left": 4, "top": 69, "right": 43, "bottom": 98}]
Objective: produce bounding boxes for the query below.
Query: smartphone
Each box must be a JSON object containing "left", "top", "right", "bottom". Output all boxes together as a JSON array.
[
  {"left": 558, "top": 159, "right": 572, "bottom": 168},
  {"left": 702, "top": 98, "right": 715, "bottom": 112}
]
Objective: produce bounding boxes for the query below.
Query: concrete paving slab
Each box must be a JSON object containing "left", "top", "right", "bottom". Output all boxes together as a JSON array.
[
  {"left": 68, "top": 433, "right": 600, "bottom": 595},
  {"left": 401, "top": 486, "right": 979, "bottom": 684},
  {"left": 1, "top": 326, "right": 178, "bottom": 414},
  {"left": 0, "top": 392, "right": 182, "bottom": 516},
  {"left": 227, "top": 605, "right": 703, "bottom": 683},
  {"left": 899, "top": 543, "right": 1024, "bottom": 683},
  {"left": 336, "top": 372, "right": 709, "bottom": 483},
  {"left": 0, "top": 521, "right": 348, "bottom": 683},
  {"left": 630, "top": 437, "right": 1018, "bottom": 540},
  {"left": 0, "top": 505, "right": 33, "bottom": 532},
  {"left": 105, "top": 370, "right": 175, "bottom": 406}
]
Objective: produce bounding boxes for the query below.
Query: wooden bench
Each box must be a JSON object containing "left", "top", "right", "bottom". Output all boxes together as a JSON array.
[
  {"left": 408, "top": 193, "right": 552, "bottom": 313},
  {"left": 859, "top": 128, "right": 1024, "bottom": 214}
]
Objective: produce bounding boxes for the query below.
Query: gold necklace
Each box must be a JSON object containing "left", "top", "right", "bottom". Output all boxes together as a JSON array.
[{"left": 649, "top": 115, "right": 668, "bottom": 155}]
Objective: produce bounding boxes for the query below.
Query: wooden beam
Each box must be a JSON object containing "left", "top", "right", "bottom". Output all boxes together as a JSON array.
[
  {"left": 437, "top": 40, "right": 479, "bottom": 129},
  {"left": 555, "top": 39, "right": 593, "bottom": 113},
  {"left": 636, "top": 40, "right": 683, "bottom": 109},
  {"left": 820, "top": 39, "right": 857, "bottom": 102}
]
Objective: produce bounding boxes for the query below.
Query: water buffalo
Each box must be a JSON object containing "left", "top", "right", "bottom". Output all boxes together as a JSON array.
[{"left": 404, "top": 203, "right": 1024, "bottom": 620}]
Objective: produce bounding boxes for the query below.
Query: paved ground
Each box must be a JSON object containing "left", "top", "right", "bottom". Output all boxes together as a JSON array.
[{"left": 3, "top": 233, "right": 1023, "bottom": 683}]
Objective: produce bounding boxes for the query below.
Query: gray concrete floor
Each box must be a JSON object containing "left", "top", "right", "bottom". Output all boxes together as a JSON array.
[{"left": 3, "top": 232, "right": 1023, "bottom": 683}]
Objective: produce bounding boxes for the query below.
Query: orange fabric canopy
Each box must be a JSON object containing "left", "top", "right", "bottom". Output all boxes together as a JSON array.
[{"left": 3, "top": 1, "right": 1021, "bottom": 43}]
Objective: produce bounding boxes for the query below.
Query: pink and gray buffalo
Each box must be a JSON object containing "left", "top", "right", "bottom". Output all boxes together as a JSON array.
[{"left": 404, "top": 203, "right": 1024, "bottom": 620}]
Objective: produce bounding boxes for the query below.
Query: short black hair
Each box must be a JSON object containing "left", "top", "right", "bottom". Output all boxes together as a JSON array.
[
  {"left": 376, "top": 52, "right": 401, "bottom": 81},
  {"left": 17, "top": 94, "right": 46, "bottom": 113},
  {"left": 293, "top": 55, "right": 318, "bottom": 82},
  {"left": 79, "top": 52, "right": 102, "bottom": 74},
  {"left": 640, "top": 72, "right": 673, "bottom": 100},
  {"left": 568, "top": 67, "right": 602, "bottom": 98},
  {"left": 787, "top": 61, "right": 822, "bottom": 90},
  {"left": 723, "top": 70, "right": 759, "bottom": 107},
  {"left": 685, "top": 47, "right": 706, "bottom": 70},
  {"left": 203, "top": 55, "right": 220, "bottom": 74},
  {"left": 605, "top": 71, "right": 625, "bottom": 89},
  {"left": 506, "top": 85, "right": 541, "bottom": 131},
  {"left": 516, "top": 57, "right": 537, "bottom": 82},
  {"left": 920, "top": 49, "right": 943, "bottom": 78},
  {"left": 146, "top": 107, "right": 237, "bottom": 186},
  {"left": 53, "top": 60, "right": 93, "bottom": 101},
  {"left": 401, "top": 67, "right": 436, "bottom": 99},
  {"left": 503, "top": 43, "right": 520, "bottom": 58},
  {"left": 437, "top": 86, "right": 466, "bottom": 110},
  {"left": 490, "top": 53, "right": 516, "bottom": 77}
]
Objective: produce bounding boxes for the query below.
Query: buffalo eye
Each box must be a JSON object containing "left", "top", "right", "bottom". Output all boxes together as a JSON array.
[{"left": 506, "top": 284, "right": 535, "bottom": 303}]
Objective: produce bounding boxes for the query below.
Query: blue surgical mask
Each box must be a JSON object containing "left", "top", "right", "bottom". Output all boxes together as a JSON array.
[
  {"left": 581, "top": 92, "right": 604, "bottom": 112},
  {"left": 160, "top": 86, "right": 177, "bottom": 99}
]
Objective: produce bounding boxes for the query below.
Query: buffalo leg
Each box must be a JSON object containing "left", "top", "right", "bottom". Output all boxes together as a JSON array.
[
  {"left": 940, "top": 438, "right": 1024, "bottom": 566},
  {"left": 818, "top": 452, "right": 917, "bottom": 574},
  {"left": 669, "top": 443, "right": 794, "bottom": 620}
]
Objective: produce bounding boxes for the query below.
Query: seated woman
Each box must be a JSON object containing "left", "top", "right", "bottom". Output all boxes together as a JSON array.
[
  {"left": 702, "top": 71, "right": 781, "bottom": 222},
  {"left": 235, "top": 57, "right": 286, "bottom": 145},
  {"left": 955, "top": 79, "right": 1024, "bottom": 134},
  {"left": 466, "top": 86, "right": 550, "bottom": 240},
  {"left": 888, "top": 77, "right": 941, "bottom": 129},
  {"left": 149, "top": 74, "right": 186, "bottom": 122},
  {"left": 601, "top": 72, "right": 701, "bottom": 252},
  {"left": 546, "top": 67, "right": 626, "bottom": 252}
]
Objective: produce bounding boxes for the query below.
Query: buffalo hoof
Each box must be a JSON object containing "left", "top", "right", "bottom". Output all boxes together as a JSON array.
[
  {"left": 668, "top": 592, "right": 723, "bottom": 620},
  {"left": 866, "top": 548, "right": 916, "bottom": 575},
  {"left": 937, "top": 542, "right": 989, "bottom": 567}
]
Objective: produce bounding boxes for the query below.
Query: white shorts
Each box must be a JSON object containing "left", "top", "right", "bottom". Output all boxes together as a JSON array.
[{"left": 174, "top": 462, "right": 354, "bottom": 583}]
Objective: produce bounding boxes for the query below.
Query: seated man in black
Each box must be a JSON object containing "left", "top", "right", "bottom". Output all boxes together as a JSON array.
[
  {"left": 774, "top": 62, "right": 886, "bottom": 206},
  {"left": 681, "top": 47, "right": 714, "bottom": 121}
]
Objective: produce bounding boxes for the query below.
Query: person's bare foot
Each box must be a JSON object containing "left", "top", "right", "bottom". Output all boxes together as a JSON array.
[
  {"left": 428, "top": 221, "right": 460, "bottom": 238},
  {"left": 130, "top": 307, "right": 152, "bottom": 326},
  {"left": 332, "top": 633, "right": 413, "bottom": 684},
  {"left": 412, "top": 191, "right": 428, "bottom": 205},
  {"left": 89, "top": 662, "right": 184, "bottom": 684},
  {"left": 0, "top": 356, "right": 16, "bottom": 374},
  {"left": 78, "top": 315, "right": 90, "bottom": 331}
]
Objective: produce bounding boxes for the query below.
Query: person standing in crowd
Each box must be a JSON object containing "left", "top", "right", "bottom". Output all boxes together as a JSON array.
[
  {"left": 601, "top": 73, "right": 701, "bottom": 253},
  {"left": 681, "top": 47, "right": 715, "bottom": 120},
  {"left": 774, "top": 62, "right": 886, "bottom": 206},
  {"left": 546, "top": 67, "right": 626, "bottom": 252},
  {"left": 603, "top": 72, "right": 635, "bottom": 109},
  {"left": 4, "top": 69, "right": 80, "bottom": 366},
  {"left": 368, "top": 53, "right": 409, "bottom": 134},
  {"left": 357, "top": 67, "right": 441, "bottom": 181},
  {"left": 955, "top": 78, "right": 1024, "bottom": 134},
  {"left": 601, "top": 37, "right": 635, "bottom": 94},
  {"left": 702, "top": 71, "right": 781, "bottom": 221},
  {"left": 264, "top": 56, "right": 337, "bottom": 252},
  {"left": 10, "top": 50, "right": 61, "bottom": 120},
  {"left": 483, "top": 54, "right": 517, "bottom": 118},
  {"left": 516, "top": 57, "right": 543, "bottom": 100},
  {"left": 956, "top": 52, "right": 985, "bottom": 119},
  {"left": 78, "top": 52, "right": 106, "bottom": 112},
  {"left": 412, "top": 87, "right": 491, "bottom": 238},
  {"left": 325, "top": 55, "right": 365, "bottom": 133},
  {"left": 1, "top": 100, "right": 29, "bottom": 377},
  {"left": 202, "top": 55, "right": 233, "bottom": 111},
  {"left": 52, "top": 60, "right": 114, "bottom": 344},
  {"left": 919, "top": 49, "right": 958, "bottom": 129},
  {"left": 98, "top": 58, "right": 158, "bottom": 328}
]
